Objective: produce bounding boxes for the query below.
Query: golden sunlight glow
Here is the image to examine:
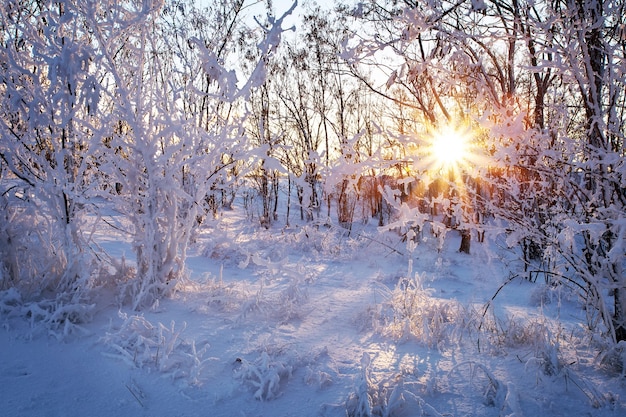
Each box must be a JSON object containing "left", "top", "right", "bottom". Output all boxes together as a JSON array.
[
  {"left": 410, "top": 123, "right": 487, "bottom": 178},
  {"left": 430, "top": 127, "right": 470, "bottom": 169}
]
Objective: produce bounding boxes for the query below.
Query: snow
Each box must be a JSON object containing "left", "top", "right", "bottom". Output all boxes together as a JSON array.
[
  {"left": 1, "top": 202, "right": 625, "bottom": 417},
  {"left": 1, "top": 0, "right": 624, "bottom": 415}
]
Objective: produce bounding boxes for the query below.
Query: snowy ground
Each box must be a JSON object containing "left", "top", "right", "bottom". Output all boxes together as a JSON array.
[{"left": 1, "top": 205, "right": 625, "bottom": 417}]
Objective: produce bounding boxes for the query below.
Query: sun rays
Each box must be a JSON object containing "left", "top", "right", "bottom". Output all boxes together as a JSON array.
[
  {"left": 430, "top": 126, "right": 472, "bottom": 170},
  {"left": 411, "top": 123, "right": 484, "bottom": 179}
]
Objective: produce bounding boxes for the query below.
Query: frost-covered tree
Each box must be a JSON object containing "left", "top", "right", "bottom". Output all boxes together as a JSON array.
[
  {"left": 247, "top": 80, "right": 283, "bottom": 228},
  {"left": 0, "top": 0, "right": 101, "bottom": 316},
  {"left": 244, "top": 26, "right": 284, "bottom": 228},
  {"left": 301, "top": 6, "right": 366, "bottom": 228},
  {"left": 267, "top": 6, "right": 385, "bottom": 228},
  {"left": 528, "top": 0, "right": 626, "bottom": 343},
  {"left": 273, "top": 43, "right": 324, "bottom": 222},
  {"left": 0, "top": 0, "right": 292, "bottom": 313},
  {"left": 473, "top": 0, "right": 626, "bottom": 344},
  {"left": 88, "top": 0, "right": 290, "bottom": 309},
  {"left": 342, "top": 0, "right": 513, "bottom": 252}
]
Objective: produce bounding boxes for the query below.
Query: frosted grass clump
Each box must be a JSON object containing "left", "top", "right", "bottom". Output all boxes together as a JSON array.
[
  {"left": 447, "top": 361, "right": 507, "bottom": 408},
  {"left": 375, "top": 274, "right": 462, "bottom": 349},
  {"left": 345, "top": 353, "right": 444, "bottom": 417},
  {"left": 101, "top": 312, "right": 210, "bottom": 385},
  {"left": 234, "top": 351, "right": 294, "bottom": 401}
]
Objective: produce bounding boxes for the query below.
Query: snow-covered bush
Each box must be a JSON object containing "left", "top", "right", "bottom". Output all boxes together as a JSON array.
[
  {"left": 0, "top": 287, "right": 21, "bottom": 315},
  {"left": 192, "top": 274, "right": 250, "bottom": 314},
  {"left": 476, "top": 309, "right": 612, "bottom": 408},
  {"left": 287, "top": 224, "right": 343, "bottom": 257},
  {"left": 301, "top": 356, "right": 337, "bottom": 394},
  {"left": 525, "top": 351, "right": 611, "bottom": 409},
  {"left": 598, "top": 341, "right": 626, "bottom": 378},
  {"left": 22, "top": 294, "right": 96, "bottom": 340},
  {"left": 481, "top": 313, "right": 559, "bottom": 351},
  {"left": 0, "top": 272, "right": 96, "bottom": 339},
  {"left": 0, "top": 191, "right": 101, "bottom": 339},
  {"left": 0, "top": 202, "right": 63, "bottom": 294},
  {"left": 82, "top": 0, "right": 292, "bottom": 310}
]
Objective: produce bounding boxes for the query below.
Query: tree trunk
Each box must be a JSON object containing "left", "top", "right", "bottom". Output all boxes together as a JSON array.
[
  {"left": 459, "top": 230, "right": 471, "bottom": 254},
  {"left": 286, "top": 175, "right": 291, "bottom": 226},
  {"left": 615, "top": 287, "right": 626, "bottom": 343}
]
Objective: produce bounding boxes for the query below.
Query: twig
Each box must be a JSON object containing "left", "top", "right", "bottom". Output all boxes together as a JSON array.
[
  {"left": 477, "top": 273, "right": 520, "bottom": 352},
  {"left": 356, "top": 232, "right": 405, "bottom": 256},
  {"left": 125, "top": 384, "right": 144, "bottom": 408},
  {"left": 100, "top": 216, "right": 132, "bottom": 235}
]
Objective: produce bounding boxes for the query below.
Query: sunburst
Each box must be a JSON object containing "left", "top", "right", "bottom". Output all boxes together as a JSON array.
[{"left": 429, "top": 126, "right": 471, "bottom": 170}]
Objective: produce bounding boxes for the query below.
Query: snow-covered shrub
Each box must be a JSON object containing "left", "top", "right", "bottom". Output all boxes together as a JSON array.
[
  {"left": 0, "top": 285, "right": 96, "bottom": 339},
  {"left": 0, "top": 195, "right": 99, "bottom": 338},
  {"left": 475, "top": 311, "right": 612, "bottom": 408},
  {"left": 191, "top": 275, "right": 250, "bottom": 314},
  {"left": 301, "top": 346, "right": 337, "bottom": 391},
  {"left": 23, "top": 295, "right": 96, "bottom": 340},
  {"left": 304, "top": 366, "right": 334, "bottom": 390},
  {"left": 101, "top": 312, "right": 210, "bottom": 385},
  {"left": 237, "top": 282, "right": 272, "bottom": 322},
  {"left": 0, "top": 287, "right": 21, "bottom": 314},
  {"left": 375, "top": 274, "right": 462, "bottom": 348},
  {"left": 79, "top": 0, "right": 293, "bottom": 311},
  {"left": 234, "top": 351, "right": 294, "bottom": 401},
  {"left": 276, "top": 276, "right": 310, "bottom": 323},
  {"left": 0, "top": 204, "right": 59, "bottom": 294},
  {"left": 502, "top": 316, "right": 556, "bottom": 348},
  {"left": 526, "top": 354, "right": 611, "bottom": 409},
  {"left": 345, "top": 353, "right": 374, "bottom": 417},
  {"left": 478, "top": 309, "right": 570, "bottom": 376}
]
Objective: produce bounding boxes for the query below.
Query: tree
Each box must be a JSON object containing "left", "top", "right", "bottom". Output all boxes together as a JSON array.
[
  {"left": 274, "top": 42, "right": 324, "bottom": 222},
  {"left": 343, "top": 0, "right": 512, "bottom": 252},
  {"left": 552, "top": 0, "right": 626, "bottom": 343},
  {"left": 248, "top": 81, "right": 283, "bottom": 228},
  {"left": 482, "top": 0, "right": 626, "bottom": 344},
  {"left": 0, "top": 0, "right": 101, "bottom": 323},
  {"left": 89, "top": 0, "right": 289, "bottom": 309},
  {"left": 0, "top": 0, "right": 292, "bottom": 314}
]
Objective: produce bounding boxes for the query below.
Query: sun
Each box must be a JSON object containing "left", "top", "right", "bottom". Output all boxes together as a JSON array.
[
  {"left": 409, "top": 124, "right": 482, "bottom": 176},
  {"left": 430, "top": 126, "right": 470, "bottom": 169}
]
